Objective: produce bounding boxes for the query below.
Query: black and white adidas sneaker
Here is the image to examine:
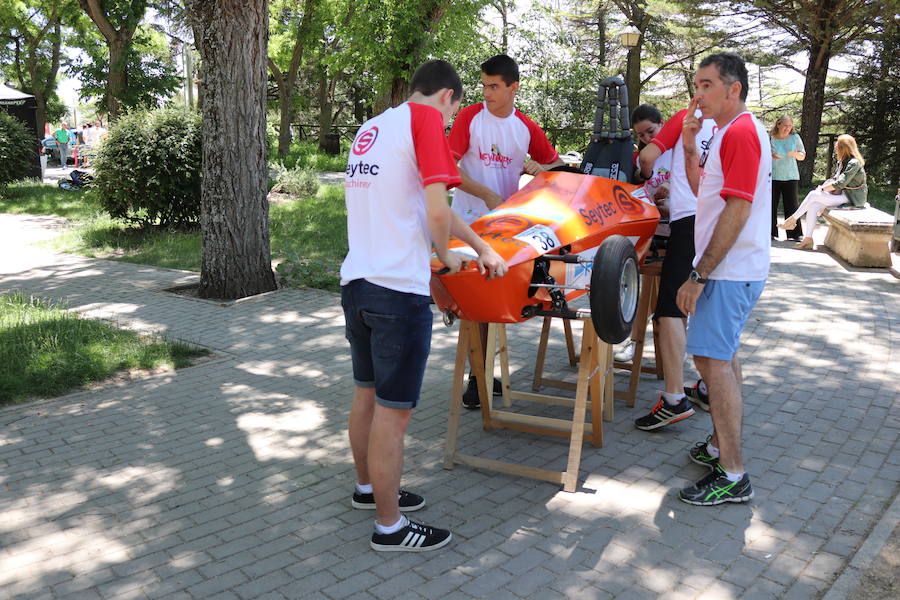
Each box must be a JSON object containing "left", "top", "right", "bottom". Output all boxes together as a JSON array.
[
  {"left": 352, "top": 489, "right": 425, "bottom": 512},
  {"left": 370, "top": 518, "right": 452, "bottom": 552}
]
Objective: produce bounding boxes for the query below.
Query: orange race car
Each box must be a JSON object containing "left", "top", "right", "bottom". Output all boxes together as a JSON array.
[{"left": 430, "top": 170, "right": 660, "bottom": 344}]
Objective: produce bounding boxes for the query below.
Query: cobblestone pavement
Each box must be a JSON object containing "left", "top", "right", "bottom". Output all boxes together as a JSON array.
[{"left": 1, "top": 213, "right": 898, "bottom": 600}]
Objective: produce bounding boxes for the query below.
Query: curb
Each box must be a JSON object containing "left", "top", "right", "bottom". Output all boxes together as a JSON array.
[{"left": 821, "top": 489, "right": 900, "bottom": 600}]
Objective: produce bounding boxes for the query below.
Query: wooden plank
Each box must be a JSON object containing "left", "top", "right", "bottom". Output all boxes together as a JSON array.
[
  {"left": 532, "top": 317, "right": 552, "bottom": 391},
  {"left": 563, "top": 319, "right": 578, "bottom": 366},
  {"left": 498, "top": 323, "right": 512, "bottom": 408},
  {"left": 443, "top": 322, "right": 471, "bottom": 469},
  {"left": 490, "top": 409, "right": 597, "bottom": 433},
  {"left": 485, "top": 322, "right": 498, "bottom": 412},
  {"left": 451, "top": 454, "right": 566, "bottom": 486},
  {"left": 464, "top": 321, "right": 492, "bottom": 431}
]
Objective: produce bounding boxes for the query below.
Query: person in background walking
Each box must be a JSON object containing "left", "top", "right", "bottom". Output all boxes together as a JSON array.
[
  {"left": 779, "top": 134, "right": 868, "bottom": 249},
  {"left": 770, "top": 115, "right": 805, "bottom": 241}
]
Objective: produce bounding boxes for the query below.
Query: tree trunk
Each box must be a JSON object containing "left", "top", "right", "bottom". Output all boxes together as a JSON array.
[
  {"left": 33, "top": 90, "right": 47, "bottom": 137},
  {"left": 625, "top": 42, "right": 642, "bottom": 110},
  {"left": 798, "top": 41, "right": 832, "bottom": 186},
  {"left": 388, "top": 76, "right": 408, "bottom": 108},
  {"left": 270, "top": 62, "right": 296, "bottom": 157},
  {"left": 317, "top": 73, "right": 334, "bottom": 149},
  {"left": 189, "top": 0, "right": 277, "bottom": 300},
  {"left": 596, "top": 5, "right": 606, "bottom": 66},
  {"left": 107, "top": 37, "right": 128, "bottom": 121}
]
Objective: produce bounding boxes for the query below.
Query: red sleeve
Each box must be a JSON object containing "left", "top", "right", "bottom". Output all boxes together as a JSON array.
[
  {"left": 649, "top": 109, "right": 687, "bottom": 153},
  {"left": 516, "top": 110, "right": 559, "bottom": 164},
  {"left": 719, "top": 114, "right": 761, "bottom": 202},
  {"left": 447, "top": 103, "right": 481, "bottom": 161},
  {"left": 409, "top": 103, "right": 461, "bottom": 190}
]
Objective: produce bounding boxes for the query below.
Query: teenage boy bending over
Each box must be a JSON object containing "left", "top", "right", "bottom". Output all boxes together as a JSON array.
[{"left": 341, "top": 60, "right": 508, "bottom": 551}]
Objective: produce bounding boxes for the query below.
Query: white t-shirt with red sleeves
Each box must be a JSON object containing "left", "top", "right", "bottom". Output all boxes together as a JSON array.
[
  {"left": 449, "top": 102, "right": 559, "bottom": 224},
  {"left": 340, "top": 102, "right": 461, "bottom": 296},
  {"left": 694, "top": 111, "right": 772, "bottom": 281},
  {"left": 649, "top": 109, "right": 717, "bottom": 223}
]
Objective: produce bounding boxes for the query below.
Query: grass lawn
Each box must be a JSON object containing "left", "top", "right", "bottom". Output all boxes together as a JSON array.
[
  {"left": 0, "top": 292, "right": 208, "bottom": 404},
  {"left": 0, "top": 180, "right": 349, "bottom": 290}
]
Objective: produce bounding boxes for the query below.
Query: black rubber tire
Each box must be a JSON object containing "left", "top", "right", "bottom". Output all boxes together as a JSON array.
[{"left": 589, "top": 235, "right": 640, "bottom": 344}]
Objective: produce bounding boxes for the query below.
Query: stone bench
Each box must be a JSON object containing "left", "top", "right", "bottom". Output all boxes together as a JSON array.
[{"left": 822, "top": 206, "right": 893, "bottom": 267}]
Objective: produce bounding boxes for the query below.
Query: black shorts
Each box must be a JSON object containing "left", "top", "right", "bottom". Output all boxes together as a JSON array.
[{"left": 654, "top": 215, "right": 695, "bottom": 320}]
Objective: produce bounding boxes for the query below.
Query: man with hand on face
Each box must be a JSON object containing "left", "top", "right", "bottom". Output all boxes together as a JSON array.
[
  {"left": 448, "top": 54, "right": 563, "bottom": 408},
  {"left": 675, "top": 52, "right": 771, "bottom": 506},
  {"left": 341, "top": 60, "right": 508, "bottom": 551},
  {"left": 632, "top": 95, "right": 717, "bottom": 433}
]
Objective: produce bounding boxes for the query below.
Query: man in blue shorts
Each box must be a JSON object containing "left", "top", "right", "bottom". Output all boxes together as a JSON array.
[
  {"left": 341, "top": 60, "right": 508, "bottom": 550},
  {"left": 676, "top": 52, "right": 771, "bottom": 506}
]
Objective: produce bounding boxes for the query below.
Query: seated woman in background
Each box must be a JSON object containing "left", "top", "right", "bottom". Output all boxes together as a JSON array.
[{"left": 779, "top": 134, "right": 868, "bottom": 249}]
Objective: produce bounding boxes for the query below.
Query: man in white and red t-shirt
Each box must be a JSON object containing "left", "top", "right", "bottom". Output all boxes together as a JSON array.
[
  {"left": 341, "top": 60, "right": 507, "bottom": 551},
  {"left": 449, "top": 55, "right": 563, "bottom": 225},
  {"left": 632, "top": 106, "right": 717, "bottom": 432},
  {"left": 675, "top": 53, "right": 772, "bottom": 507},
  {"left": 448, "top": 54, "right": 563, "bottom": 408}
]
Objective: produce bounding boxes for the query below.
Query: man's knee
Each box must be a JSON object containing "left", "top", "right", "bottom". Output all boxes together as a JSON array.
[{"left": 373, "top": 404, "right": 413, "bottom": 428}]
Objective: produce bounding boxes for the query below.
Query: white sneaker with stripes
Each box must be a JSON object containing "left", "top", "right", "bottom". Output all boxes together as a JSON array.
[{"left": 370, "top": 517, "right": 452, "bottom": 552}]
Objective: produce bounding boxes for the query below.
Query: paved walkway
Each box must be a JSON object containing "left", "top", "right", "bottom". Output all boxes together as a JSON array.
[{"left": 0, "top": 213, "right": 898, "bottom": 600}]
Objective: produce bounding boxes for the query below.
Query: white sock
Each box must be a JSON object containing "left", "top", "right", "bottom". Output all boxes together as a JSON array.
[
  {"left": 662, "top": 392, "right": 686, "bottom": 406},
  {"left": 356, "top": 483, "right": 373, "bottom": 494},
  {"left": 724, "top": 470, "right": 744, "bottom": 482},
  {"left": 374, "top": 515, "right": 407, "bottom": 534},
  {"left": 706, "top": 442, "right": 720, "bottom": 458}
]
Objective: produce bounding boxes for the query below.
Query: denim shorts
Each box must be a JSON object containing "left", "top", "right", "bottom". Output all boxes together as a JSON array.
[
  {"left": 340, "top": 279, "right": 433, "bottom": 409},
  {"left": 686, "top": 279, "right": 765, "bottom": 361}
]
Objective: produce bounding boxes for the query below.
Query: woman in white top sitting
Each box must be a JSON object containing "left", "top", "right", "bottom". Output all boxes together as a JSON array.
[{"left": 779, "top": 134, "right": 868, "bottom": 249}]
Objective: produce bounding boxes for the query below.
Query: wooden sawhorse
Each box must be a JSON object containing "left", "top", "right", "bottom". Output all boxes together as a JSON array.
[
  {"left": 443, "top": 319, "right": 611, "bottom": 492},
  {"left": 530, "top": 261, "right": 664, "bottom": 419}
]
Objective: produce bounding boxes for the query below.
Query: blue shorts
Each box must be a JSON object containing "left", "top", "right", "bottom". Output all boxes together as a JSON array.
[
  {"left": 686, "top": 279, "right": 765, "bottom": 361},
  {"left": 341, "top": 279, "right": 433, "bottom": 409}
]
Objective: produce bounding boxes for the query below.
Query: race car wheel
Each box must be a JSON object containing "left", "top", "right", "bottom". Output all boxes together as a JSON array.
[{"left": 589, "top": 235, "right": 639, "bottom": 344}]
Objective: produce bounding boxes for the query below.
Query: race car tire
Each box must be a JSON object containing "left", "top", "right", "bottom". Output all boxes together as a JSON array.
[{"left": 589, "top": 235, "right": 639, "bottom": 344}]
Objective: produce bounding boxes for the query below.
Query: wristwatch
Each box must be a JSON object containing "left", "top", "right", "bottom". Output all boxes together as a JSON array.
[{"left": 689, "top": 269, "right": 708, "bottom": 284}]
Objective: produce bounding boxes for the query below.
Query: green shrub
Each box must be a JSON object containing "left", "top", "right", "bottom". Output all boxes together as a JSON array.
[
  {"left": 269, "top": 163, "right": 320, "bottom": 198},
  {"left": 0, "top": 112, "right": 36, "bottom": 187},
  {"left": 92, "top": 106, "right": 202, "bottom": 228},
  {"left": 275, "top": 139, "right": 347, "bottom": 172}
]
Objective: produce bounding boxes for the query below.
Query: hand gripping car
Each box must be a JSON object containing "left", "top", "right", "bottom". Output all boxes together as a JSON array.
[{"left": 430, "top": 77, "right": 660, "bottom": 345}]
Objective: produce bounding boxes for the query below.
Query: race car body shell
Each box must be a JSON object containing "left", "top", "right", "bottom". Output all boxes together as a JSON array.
[{"left": 430, "top": 171, "right": 659, "bottom": 323}]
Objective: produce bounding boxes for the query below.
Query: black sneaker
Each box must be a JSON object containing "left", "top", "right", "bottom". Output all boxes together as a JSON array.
[
  {"left": 352, "top": 489, "right": 425, "bottom": 512},
  {"left": 679, "top": 464, "right": 753, "bottom": 506},
  {"left": 634, "top": 394, "right": 695, "bottom": 431},
  {"left": 689, "top": 436, "right": 719, "bottom": 470},
  {"left": 684, "top": 378, "right": 709, "bottom": 411},
  {"left": 370, "top": 517, "right": 452, "bottom": 552},
  {"left": 461, "top": 375, "right": 502, "bottom": 410}
]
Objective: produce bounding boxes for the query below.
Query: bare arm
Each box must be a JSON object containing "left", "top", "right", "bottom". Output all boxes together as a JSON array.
[
  {"left": 638, "top": 144, "right": 662, "bottom": 179},
  {"left": 425, "top": 182, "right": 461, "bottom": 273},
  {"left": 457, "top": 167, "right": 504, "bottom": 210},
  {"left": 682, "top": 97, "right": 702, "bottom": 196},
  {"left": 676, "top": 196, "right": 752, "bottom": 316}
]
